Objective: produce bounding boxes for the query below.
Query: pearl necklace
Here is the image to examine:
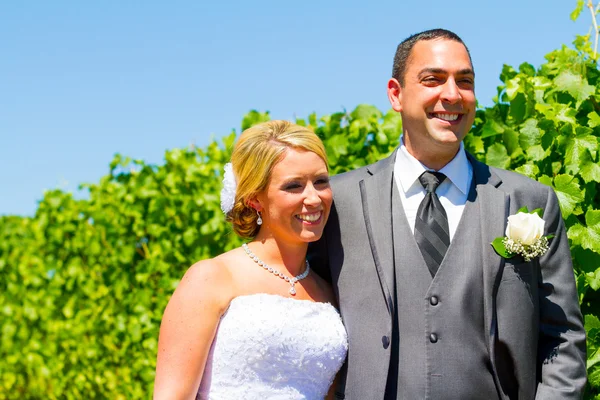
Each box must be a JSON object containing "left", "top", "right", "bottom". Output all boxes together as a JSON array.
[{"left": 242, "top": 243, "right": 310, "bottom": 295}]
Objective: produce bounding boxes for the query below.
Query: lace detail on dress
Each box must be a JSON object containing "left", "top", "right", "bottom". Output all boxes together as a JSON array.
[{"left": 197, "top": 293, "right": 348, "bottom": 400}]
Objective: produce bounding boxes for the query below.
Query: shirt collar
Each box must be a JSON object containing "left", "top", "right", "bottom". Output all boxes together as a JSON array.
[{"left": 395, "top": 136, "right": 471, "bottom": 195}]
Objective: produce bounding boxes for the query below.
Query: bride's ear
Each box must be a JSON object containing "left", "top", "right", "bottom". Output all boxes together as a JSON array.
[{"left": 246, "top": 197, "right": 263, "bottom": 212}]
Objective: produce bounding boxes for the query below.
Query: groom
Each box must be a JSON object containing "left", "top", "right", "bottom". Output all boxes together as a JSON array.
[{"left": 309, "top": 29, "right": 586, "bottom": 399}]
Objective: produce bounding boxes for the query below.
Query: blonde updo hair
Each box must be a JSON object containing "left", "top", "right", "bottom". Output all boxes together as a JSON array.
[{"left": 226, "top": 120, "right": 328, "bottom": 238}]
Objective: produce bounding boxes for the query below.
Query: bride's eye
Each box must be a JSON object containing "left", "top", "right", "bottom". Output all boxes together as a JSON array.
[
  {"left": 315, "top": 177, "right": 330, "bottom": 187},
  {"left": 283, "top": 182, "right": 302, "bottom": 191}
]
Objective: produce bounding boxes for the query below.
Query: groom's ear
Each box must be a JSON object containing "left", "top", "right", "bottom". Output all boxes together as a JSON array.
[{"left": 387, "top": 78, "right": 403, "bottom": 113}]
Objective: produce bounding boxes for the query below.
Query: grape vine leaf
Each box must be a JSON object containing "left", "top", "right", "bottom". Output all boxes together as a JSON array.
[
  {"left": 568, "top": 209, "right": 600, "bottom": 253},
  {"left": 553, "top": 70, "right": 595, "bottom": 108},
  {"left": 553, "top": 174, "right": 585, "bottom": 218},
  {"left": 486, "top": 143, "right": 510, "bottom": 169}
]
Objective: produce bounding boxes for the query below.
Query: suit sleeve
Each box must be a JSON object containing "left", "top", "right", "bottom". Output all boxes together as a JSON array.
[{"left": 534, "top": 187, "right": 587, "bottom": 399}]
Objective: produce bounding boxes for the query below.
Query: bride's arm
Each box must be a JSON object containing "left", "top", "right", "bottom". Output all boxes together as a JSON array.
[
  {"left": 326, "top": 373, "right": 340, "bottom": 400},
  {"left": 153, "top": 259, "right": 232, "bottom": 400}
]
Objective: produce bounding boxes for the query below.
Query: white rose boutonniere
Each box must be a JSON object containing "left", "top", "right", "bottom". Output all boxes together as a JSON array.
[{"left": 492, "top": 207, "right": 555, "bottom": 262}]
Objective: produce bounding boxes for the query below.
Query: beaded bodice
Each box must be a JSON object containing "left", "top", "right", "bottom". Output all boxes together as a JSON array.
[{"left": 197, "top": 293, "right": 348, "bottom": 399}]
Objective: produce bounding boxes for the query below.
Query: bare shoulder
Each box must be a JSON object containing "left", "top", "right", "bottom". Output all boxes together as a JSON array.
[
  {"left": 172, "top": 254, "right": 236, "bottom": 315},
  {"left": 184, "top": 256, "right": 231, "bottom": 287}
]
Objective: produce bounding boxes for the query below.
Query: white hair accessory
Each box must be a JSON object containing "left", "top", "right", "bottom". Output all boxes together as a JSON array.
[{"left": 220, "top": 162, "right": 237, "bottom": 214}]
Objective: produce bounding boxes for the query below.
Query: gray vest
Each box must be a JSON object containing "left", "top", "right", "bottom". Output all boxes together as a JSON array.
[{"left": 389, "top": 177, "right": 498, "bottom": 400}]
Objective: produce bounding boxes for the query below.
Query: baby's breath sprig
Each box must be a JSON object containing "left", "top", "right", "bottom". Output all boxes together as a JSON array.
[{"left": 502, "top": 236, "right": 550, "bottom": 262}]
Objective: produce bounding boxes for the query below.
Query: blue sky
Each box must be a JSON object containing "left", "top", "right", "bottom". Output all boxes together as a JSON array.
[{"left": 1, "top": 1, "right": 589, "bottom": 216}]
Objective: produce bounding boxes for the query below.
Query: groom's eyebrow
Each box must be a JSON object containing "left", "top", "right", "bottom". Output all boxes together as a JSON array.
[
  {"left": 419, "top": 68, "right": 446, "bottom": 76},
  {"left": 418, "top": 67, "right": 475, "bottom": 77}
]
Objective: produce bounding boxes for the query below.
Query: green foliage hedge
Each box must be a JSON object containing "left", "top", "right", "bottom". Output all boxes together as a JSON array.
[{"left": 2, "top": 40, "right": 600, "bottom": 399}]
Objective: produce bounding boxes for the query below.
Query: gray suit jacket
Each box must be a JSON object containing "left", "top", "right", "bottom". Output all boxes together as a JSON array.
[{"left": 309, "top": 149, "right": 586, "bottom": 399}]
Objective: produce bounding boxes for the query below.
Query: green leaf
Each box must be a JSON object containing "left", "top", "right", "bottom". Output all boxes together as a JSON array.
[
  {"left": 573, "top": 34, "right": 594, "bottom": 56},
  {"left": 537, "top": 174, "right": 553, "bottom": 187},
  {"left": 486, "top": 143, "right": 510, "bottom": 169},
  {"left": 505, "top": 76, "right": 522, "bottom": 100},
  {"left": 518, "top": 62, "right": 536, "bottom": 77},
  {"left": 518, "top": 206, "right": 530, "bottom": 213},
  {"left": 525, "top": 145, "right": 547, "bottom": 162},
  {"left": 326, "top": 134, "right": 349, "bottom": 157},
  {"left": 565, "top": 131, "right": 598, "bottom": 174},
  {"left": 568, "top": 209, "right": 600, "bottom": 253},
  {"left": 571, "top": 0, "right": 585, "bottom": 21},
  {"left": 581, "top": 161, "right": 600, "bottom": 183},
  {"left": 585, "top": 269, "right": 600, "bottom": 291},
  {"left": 241, "top": 110, "right": 270, "bottom": 130},
  {"left": 586, "top": 314, "right": 600, "bottom": 332},
  {"left": 514, "top": 163, "right": 540, "bottom": 179},
  {"left": 350, "top": 104, "right": 382, "bottom": 121},
  {"left": 543, "top": 46, "right": 581, "bottom": 73},
  {"left": 480, "top": 119, "right": 505, "bottom": 138},
  {"left": 531, "top": 208, "right": 543, "bottom": 218},
  {"left": 381, "top": 111, "right": 402, "bottom": 140},
  {"left": 519, "top": 119, "right": 542, "bottom": 150},
  {"left": 573, "top": 247, "right": 600, "bottom": 276},
  {"left": 464, "top": 135, "right": 484, "bottom": 154},
  {"left": 588, "top": 365, "right": 600, "bottom": 387},
  {"left": 553, "top": 70, "right": 595, "bottom": 108},
  {"left": 576, "top": 127, "right": 596, "bottom": 151},
  {"left": 509, "top": 93, "right": 527, "bottom": 123},
  {"left": 532, "top": 75, "right": 553, "bottom": 91},
  {"left": 556, "top": 105, "right": 578, "bottom": 124},
  {"left": 375, "top": 130, "right": 388, "bottom": 145},
  {"left": 553, "top": 174, "right": 585, "bottom": 219},
  {"left": 499, "top": 64, "right": 518, "bottom": 84},
  {"left": 588, "top": 111, "right": 600, "bottom": 128},
  {"left": 503, "top": 128, "right": 520, "bottom": 155},
  {"left": 538, "top": 103, "right": 578, "bottom": 124},
  {"left": 182, "top": 228, "right": 196, "bottom": 246},
  {"left": 491, "top": 237, "right": 514, "bottom": 258}
]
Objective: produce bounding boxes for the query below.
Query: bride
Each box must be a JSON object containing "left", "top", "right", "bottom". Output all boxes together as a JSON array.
[{"left": 153, "top": 120, "right": 348, "bottom": 399}]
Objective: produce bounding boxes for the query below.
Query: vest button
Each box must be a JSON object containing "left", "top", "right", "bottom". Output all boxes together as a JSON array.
[
  {"left": 382, "top": 335, "right": 390, "bottom": 349},
  {"left": 429, "top": 333, "right": 438, "bottom": 343},
  {"left": 430, "top": 296, "right": 439, "bottom": 306}
]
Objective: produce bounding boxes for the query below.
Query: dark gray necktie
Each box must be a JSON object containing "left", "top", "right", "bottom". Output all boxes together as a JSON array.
[{"left": 414, "top": 171, "right": 450, "bottom": 277}]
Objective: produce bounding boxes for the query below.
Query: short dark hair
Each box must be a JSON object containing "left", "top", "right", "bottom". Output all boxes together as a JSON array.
[{"left": 391, "top": 28, "right": 472, "bottom": 86}]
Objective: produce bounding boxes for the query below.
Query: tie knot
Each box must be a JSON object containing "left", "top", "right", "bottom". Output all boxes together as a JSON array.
[{"left": 419, "top": 171, "right": 446, "bottom": 193}]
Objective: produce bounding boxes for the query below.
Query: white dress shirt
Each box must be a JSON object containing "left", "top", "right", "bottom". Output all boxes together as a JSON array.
[{"left": 393, "top": 136, "right": 473, "bottom": 241}]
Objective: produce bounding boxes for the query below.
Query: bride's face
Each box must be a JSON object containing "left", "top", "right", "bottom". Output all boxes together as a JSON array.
[{"left": 255, "top": 148, "right": 332, "bottom": 245}]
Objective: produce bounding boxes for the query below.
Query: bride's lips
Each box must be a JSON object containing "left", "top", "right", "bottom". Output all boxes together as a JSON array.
[{"left": 295, "top": 211, "right": 323, "bottom": 225}]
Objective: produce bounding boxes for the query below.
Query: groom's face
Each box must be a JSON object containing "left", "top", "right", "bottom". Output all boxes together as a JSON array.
[{"left": 392, "top": 38, "right": 476, "bottom": 157}]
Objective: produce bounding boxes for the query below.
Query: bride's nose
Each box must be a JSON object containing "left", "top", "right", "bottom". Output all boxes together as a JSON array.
[{"left": 303, "top": 183, "right": 322, "bottom": 206}]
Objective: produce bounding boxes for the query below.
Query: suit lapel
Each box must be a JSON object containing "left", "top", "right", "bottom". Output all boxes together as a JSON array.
[
  {"left": 468, "top": 154, "right": 509, "bottom": 398},
  {"left": 469, "top": 157, "right": 508, "bottom": 332},
  {"left": 359, "top": 151, "right": 396, "bottom": 317}
]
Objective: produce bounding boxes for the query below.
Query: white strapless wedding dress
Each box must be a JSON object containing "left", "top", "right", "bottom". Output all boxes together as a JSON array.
[{"left": 197, "top": 293, "right": 348, "bottom": 399}]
